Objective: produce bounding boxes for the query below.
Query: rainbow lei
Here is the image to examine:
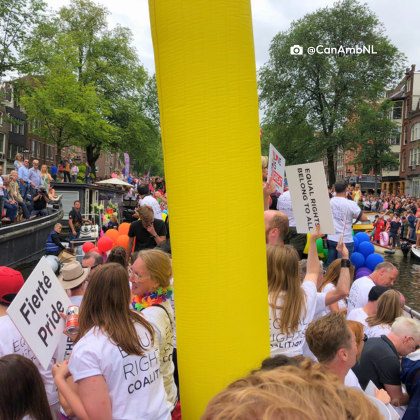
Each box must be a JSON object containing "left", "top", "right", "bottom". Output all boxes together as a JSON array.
[{"left": 132, "top": 286, "right": 173, "bottom": 311}]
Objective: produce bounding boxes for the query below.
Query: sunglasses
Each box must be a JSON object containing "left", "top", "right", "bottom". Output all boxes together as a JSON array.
[{"left": 362, "top": 334, "right": 368, "bottom": 343}]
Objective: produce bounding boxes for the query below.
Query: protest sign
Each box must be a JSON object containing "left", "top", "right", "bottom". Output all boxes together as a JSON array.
[
  {"left": 7, "top": 257, "right": 72, "bottom": 370},
  {"left": 268, "top": 144, "right": 285, "bottom": 194},
  {"left": 286, "top": 161, "right": 335, "bottom": 235}
]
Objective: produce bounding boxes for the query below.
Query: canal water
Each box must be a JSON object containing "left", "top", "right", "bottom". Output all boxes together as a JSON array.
[{"left": 384, "top": 255, "right": 420, "bottom": 311}]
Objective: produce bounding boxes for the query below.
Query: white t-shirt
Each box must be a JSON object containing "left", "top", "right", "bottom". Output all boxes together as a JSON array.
[
  {"left": 169, "top": 278, "right": 176, "bottom": 349},
  {"left": 345, "top": 369, "right": 362, "bottom": 390},
  {"left": 321, "top": 282, "right": 347, "bottom": 315},
  {"left": 269, "top": 281, "right": 317, "bottom": 357},
  {"left": 0, "top": 315, "right": 58, "bottom": 405},
  {"left": 140, "top": 195, "right": 163, "bottom": 220},
  {"left": 69, "top": 324, "right": 170, "bottom": 420},
  {"left": 70, "top": 295, "right": 83, "bottom": 307},
  {"left": 142, "top": 300, "right": 177, "bottom": 411},
  {"left": 0, "top": 176, "right": 4, "bottom": 196},
  {"left": 277, "top": 191, "right": 296, "bottom": 227},
  {"left": 71, "top": 166, "right": 79, "bottom": 176},
  {"left": 346, "top": 307, "right": 369, "bottom": 328},
  {"left": 347, "top": 276, "right": 375, "bottom": 315},
  {"left": 329, "top": 197, "right": 361, "bottom": 243},
  {"left": 365, "top": 324, "right": 391, "bottom": 338}
]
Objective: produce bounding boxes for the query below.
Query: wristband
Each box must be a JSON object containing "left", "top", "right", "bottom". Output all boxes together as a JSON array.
[
  {"left": 153, "top": 234, "right": 158, "bottom": 238},
  {"left": 341, "top": 259, "right": 351, "bottom": 268}
]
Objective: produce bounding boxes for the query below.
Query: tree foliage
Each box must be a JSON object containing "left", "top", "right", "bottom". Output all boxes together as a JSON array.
[
  {"left": 337, "top": 100, "right": 400, "bottom": 195},
  {"left": 0, "top": 0, "right": 49, "bottom": 79},
  {"left": 258, "top": 0, "right": 406, "bottom": 184}
]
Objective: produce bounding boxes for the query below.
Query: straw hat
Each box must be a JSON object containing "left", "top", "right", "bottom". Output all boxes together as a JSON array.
[{"left": 57, "top": 261, "right": 90, "bottom": 290}]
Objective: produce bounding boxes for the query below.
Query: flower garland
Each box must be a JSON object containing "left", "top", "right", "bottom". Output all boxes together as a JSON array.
[{"left": 132, "top": 286, "right": 173, "bottom": 311}]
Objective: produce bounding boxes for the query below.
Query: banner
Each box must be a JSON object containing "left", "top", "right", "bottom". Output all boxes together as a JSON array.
[
  {"left": 146, "top": 166, "right": 151, "bottom": 181},
  {"left": 7, "top": 257, "right": 72, "bottom": 370},
  {"left": 286, "top": 162, "right": 335, "bottom": 235},
  {"left": 268, "top": 144, "right": 285, "bottom": 194},
  {"left": 124, "top": 153, "right": 130, "bottom": 179}
]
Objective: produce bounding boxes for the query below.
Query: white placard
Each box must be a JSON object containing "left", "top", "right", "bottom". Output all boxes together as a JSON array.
[
  {"left": 365, "top": 381, "right": 400, "bottom": 420},
  {"left": 7, "top": 257, "right": 72, "bottom": 370},
  {"left": 285, "top": 161, "right": 335, "bottom": 235},
  {"left": 268, "top": 144, "right": 285, "bottom": 194}
]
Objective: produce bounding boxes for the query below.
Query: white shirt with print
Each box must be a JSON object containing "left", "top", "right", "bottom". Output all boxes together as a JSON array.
[
  {"left": 0, "top": 315, "right": 58, "bottom": 405},
  {"left": 346, "top": 307, "right": 369, "bottom": 328},
  {"left": 269, "top": 281, "right": 317, "bottom": 358},
  {"left": 329, "top": 197, "right": 361, "bottom": 243},
  {"left": 365, "top": 324, "right": 391, "bottom": 338},
  {"left": 68, "top": 324, "right": 170, "bottom": 420},
  {"left": 321, "top": 282, "right": 347, "bottom": 316},
  {"left": 276, "top": 191, "right": 296, "bottom": 227},
  {"left": 347, "top": 276, "right": 375, "bottom": 316}
]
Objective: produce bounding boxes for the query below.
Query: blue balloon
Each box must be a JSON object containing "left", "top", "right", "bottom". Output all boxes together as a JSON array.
[
  {"left": 358, "top": 241, "right": 375, "bottom": 258},
  {"left": 353, "top": 236, "right": 359, "bottom": 252},
  {"left": 350, "top": 252, "right": 365, "bottom": 270},
  {"left": 365, "top": 253, "right": 385, "bottom": 272},
  {"left": 355, "top": 267, "right": 372, "bottom": 280},
  {"left": 355, "top": 232, "right": 370, "bottom": 244},
  {"left": 163, "top": 209, "right": 168, "bottom": 214}
]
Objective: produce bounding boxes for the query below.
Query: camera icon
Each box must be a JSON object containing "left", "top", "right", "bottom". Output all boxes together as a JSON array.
[{"left": 290, "top": 45, "right": 303, "bottom": 55}]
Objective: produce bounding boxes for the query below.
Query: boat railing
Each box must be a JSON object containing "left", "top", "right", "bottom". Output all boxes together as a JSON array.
[{"left": 404, "top": 305, "right": 420, "bottom": 322}]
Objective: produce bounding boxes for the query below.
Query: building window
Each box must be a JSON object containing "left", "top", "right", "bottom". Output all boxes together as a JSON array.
[
  {"left": 0, "top": 133, "right": 4, "bottom": 154},
  {"left": 412, "top": 123, "right": 420, "bottom": 142},
  {"left": 393, "top": 101, "right": 403, "bottom": 120},
  {"left": 46, "top": 145, "right": 49, "bottom": 159},
  {"left": 402, "top": 151, "right": 406, "bottom": 172},
  {"left": 37, "top": 142, "right": 40, "bottom": 157},
  {"left": 404, "top": 126, "right": 408, "bottom": 145},
  {"left": 19, "top": 122, "right": 25, "bottom": 135}
]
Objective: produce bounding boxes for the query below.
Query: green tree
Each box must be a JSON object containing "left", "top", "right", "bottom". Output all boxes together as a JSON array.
[
  {"left": 0, "top": 0, "right": 49, "bottom": 79},
  {"left": 258, "top": 0, "right": 406, "bottom": 185},
  {"left": 337, "top": 100, "right": 400, "bottom": 195}
]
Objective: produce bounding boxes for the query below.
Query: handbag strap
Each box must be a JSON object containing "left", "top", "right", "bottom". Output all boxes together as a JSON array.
[{"left": 141, "top": 303, "right": 173, "bottom": 328}]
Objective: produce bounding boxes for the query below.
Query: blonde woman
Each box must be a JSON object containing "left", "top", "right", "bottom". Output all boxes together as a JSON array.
[
  {"left": 8, "top": 170, "right": 32, "bottom": 220},
  {"left": 40, "top": 165, "right": 53, "bottom": 189},
  {"left": 14, "top": 153, "right": 23, "bottom": 172},
  {"left": 365, "top": 290, "right": 404, "bottom": 338},
  {"left": 130, "top": 249, "right": 178, "bottom": 414},
  {"left": 267, "top": 225, "right": 322, "bottom": 357}
]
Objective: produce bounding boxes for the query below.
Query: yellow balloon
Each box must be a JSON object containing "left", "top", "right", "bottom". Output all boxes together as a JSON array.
[
  {"left": 162, "top": 213, "right": 167, "bottom": 222},
  {"left": 149, "top": 0, "right": 270, "bottom": 418},
  {"left": 303, "top": 233, "right": 311, "bottom": 254}
]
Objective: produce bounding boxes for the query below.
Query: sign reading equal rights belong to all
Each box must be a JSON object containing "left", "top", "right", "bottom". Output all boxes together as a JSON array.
[
  {"left": 7, "top": 257, "right": 72, "bottom": 369},
  {"left": 286, "top": 161, "right": 335, "bottom": 235}
]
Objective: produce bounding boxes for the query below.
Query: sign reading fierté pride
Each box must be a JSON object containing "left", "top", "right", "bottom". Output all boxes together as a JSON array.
[
  {"left": 286, "top": 161, "right": 335, "bottom": 235},
  {"left": 7, "top": 257, "right": 72, "bottom": 370},
  {"left": 268, "top": 144, "right": 285, "bottom": 194}
]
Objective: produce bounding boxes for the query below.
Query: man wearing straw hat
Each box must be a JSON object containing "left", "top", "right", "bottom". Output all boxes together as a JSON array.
[{"left": 58, "top": 261, "right": 90, "bottom": 307}]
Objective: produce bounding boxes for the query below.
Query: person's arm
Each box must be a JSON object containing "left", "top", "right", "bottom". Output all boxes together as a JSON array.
[
  {"left": 33, "top": 194, "right": 40, "bottom": 201},
  {"left": 263, "top": 177, "right": 276, "bottom": 211},
  {"left": 52, "top": 233, "right": 66, "bottom": 250},
  {"left": 69, "top": 217, "right": 76, "bottom": 235},
  {"left": 384, "top": 384, "right": 410, "bottom": 406},
  {"left": 146, "top": 222, "right": 166, "bottom": 245},
  {"left": 304, "top": 225, "right": 323, "bottom": 286},
  {"left": 78, "top": 375, "right": 112, "bottom": 420},
  {"left": 53, "top": 361, "right": 91, "bottom": 420},
  {"left": 126, "top": 237, "right": 134, "bottom": 262},
  {"left": 155, "top": 191, "right": 168, "bottom": 204},
  {"left": 44, "top": 195, "right": 49, "bottom": 203},
  {"left": 324, "top": 243, "right": 350, "bottom": 306}
]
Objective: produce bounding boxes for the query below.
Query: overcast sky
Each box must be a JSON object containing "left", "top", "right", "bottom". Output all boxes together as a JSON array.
[{"left": 45, "top": 0, "right": 420, "bottom": 76}]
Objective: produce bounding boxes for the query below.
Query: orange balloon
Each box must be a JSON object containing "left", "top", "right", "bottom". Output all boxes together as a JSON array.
[
  {"left": 116, "top": 234, "right": 130, "bottom": 249},
  {"left": 105, "top": 228, "right": 120, "bottom": 244},
  {"left": 118, "top": 223, "right": 130, "bottom": 236}
]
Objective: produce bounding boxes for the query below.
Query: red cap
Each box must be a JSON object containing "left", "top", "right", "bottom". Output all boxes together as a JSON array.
[{"left": 0, "top": 267, "right": 24, "bottom": 304}]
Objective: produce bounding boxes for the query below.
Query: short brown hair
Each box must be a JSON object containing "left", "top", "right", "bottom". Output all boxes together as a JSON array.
[
  {"left": 137, "top": 205, "right": 154, "bottom": 221},
  {"left": 305, "top": 312, "right": 352, "bottom": 364},
  {"left": 267, "top": 213, "right": 289, "bottom": 244},
  {"left": 202, "top": 359, "right": 382, "bottom": 420}
]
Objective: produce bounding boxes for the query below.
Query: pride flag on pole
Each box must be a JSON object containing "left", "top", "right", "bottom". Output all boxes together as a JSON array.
[{"left": 124, "top": 153, "right": 130, "bottom": 179}]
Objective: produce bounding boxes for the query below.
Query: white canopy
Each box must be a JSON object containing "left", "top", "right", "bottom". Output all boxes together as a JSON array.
[{"left": 95, "top": 178, "right": 133, "bottom": 188}]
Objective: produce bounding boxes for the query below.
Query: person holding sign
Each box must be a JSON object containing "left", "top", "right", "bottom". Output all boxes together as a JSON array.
[
  {"left": 0, "top": 267, "right": 59, "bottom": 419},
  {"left": 327, "top": 180, "right": 367, "bottom": 267},
  {"left": 267, "top": 225, "right": 323, "bottom": 357},
  {"left": 54, "top": 263, "right": 170, "bottom": 420}
]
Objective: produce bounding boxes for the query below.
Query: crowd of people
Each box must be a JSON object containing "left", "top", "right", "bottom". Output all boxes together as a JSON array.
[{"left": 2, "top": 156, "right": 420, "bottom": 420}]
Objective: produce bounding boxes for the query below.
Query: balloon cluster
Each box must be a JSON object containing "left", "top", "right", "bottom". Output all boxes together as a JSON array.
[
  {"left": 82, "top": 223, "right": 134, "bottom": 258},
  {"left": 350, "top": 232, "right": 384, "bottom": 278}
]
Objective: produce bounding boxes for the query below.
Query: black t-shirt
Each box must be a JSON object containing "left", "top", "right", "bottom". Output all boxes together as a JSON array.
[
  {"left": 128, "top": 219, "right": 167, "bottom": 251},
  {"left": 389, "top": 221, "right": 400, "bottom": 235},
  {"left": 352, "top": 335, "right": 401, "bottom": 390},
  {"left": 33, "top": 195, "right": 47, "bottom": 210},
  {"left": 69, "top": 209, "right": 83, "bottom": 231}
]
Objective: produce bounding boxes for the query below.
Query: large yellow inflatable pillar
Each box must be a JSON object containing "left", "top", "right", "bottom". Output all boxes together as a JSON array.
[{"left": 149, "top": 1, "right": 270, "bottom": 418}]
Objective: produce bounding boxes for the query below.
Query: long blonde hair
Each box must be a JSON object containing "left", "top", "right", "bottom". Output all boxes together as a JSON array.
[
  {"left": 40, "top": 165, "right": 48, "bottom": 175},
  {"left": 319, "top": 258, "right": 354, "bottom": 292},
  {"left": 266, "top": 245, "right": 306, "bottom": 334},
  {"left": 201, "top": 359, "right": 383, "bottom": 420},
  {"left": 366, "top": 290, "right": 403, "bottom": 328}
]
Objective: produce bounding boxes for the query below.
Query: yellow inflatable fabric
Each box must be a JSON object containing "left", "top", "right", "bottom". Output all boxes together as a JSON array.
[
  {"left": 303, "top": 233, "right": 311, "bottom": 254},
  {"left": 148, "top": 0, "right": 270, "bottom": 418}
]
